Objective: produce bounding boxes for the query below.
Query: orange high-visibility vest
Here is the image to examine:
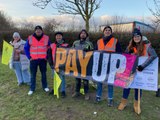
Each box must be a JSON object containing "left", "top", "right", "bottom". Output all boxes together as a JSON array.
[
  {"left": 51, "top": 43, "right": 69, "bottom": 63},
  {"left": 28, "top": 35, "right": 49, "bottom": 59},
  {"left": 133, "top": 43, "right": 150, "bottom": 56},
  {"left": 97, "top": 37, "right": 117, "bottom": 52}
]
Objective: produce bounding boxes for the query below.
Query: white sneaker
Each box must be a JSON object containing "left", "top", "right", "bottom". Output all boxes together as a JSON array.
[
  {"left": 44, "top": 88, "right": 49, "bottom": 92},
  {"left": 28, "top": 91, "right": 33, "bottom": 95}
]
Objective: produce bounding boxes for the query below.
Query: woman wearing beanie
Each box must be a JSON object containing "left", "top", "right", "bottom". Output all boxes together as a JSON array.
[
  {"left": 118, "top": 28, "right": 157, "bottom": 114},
  {"left": 9, "top": 32, "right": 30, "bottom": 86},
  {"left": 95, "top": 26, "right": 122, "bottom": 106}
]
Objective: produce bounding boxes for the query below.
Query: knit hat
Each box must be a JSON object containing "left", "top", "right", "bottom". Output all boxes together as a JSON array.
[
  {"left": 35, "top": 25, "right": 43, "bottom": 31},
  {"left": 132, "top": 28, "right": 142, "bottom": 37},
  {"left": 13, "top": 32, "right": 20, "bottom": 38},
  {"left": 78, "top": 29, "right": 88, "bottom": 39},
  {"left": 55, "top": 31, "right": 63, "bottom": 36},
  {"left": 103, "top": 26, "right": 112, "bottom": 33}
]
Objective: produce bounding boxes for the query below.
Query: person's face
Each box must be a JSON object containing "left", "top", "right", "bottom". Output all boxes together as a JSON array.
[
  {"left": 103, "top": 28, "right": 112, "bottom": 37},
  {"left": 56, "top": 34, "right": 63, "bottom": 42},
  {"left": 80, "top": 31, "right": 87, "bottom": 39},
  {"left": 35, "top": 29, "right": 43, "bottom": 36},
  {"left": 13, "top": 36, "right": 20, "bottom": 41},
  {"left": 133, "top": 35, "right": 142, "bottom": 43}
]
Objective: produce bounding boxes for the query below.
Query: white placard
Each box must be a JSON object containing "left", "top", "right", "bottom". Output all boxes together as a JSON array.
[{"left": 130, "top": 57, "right": 159, "bottom": 91}]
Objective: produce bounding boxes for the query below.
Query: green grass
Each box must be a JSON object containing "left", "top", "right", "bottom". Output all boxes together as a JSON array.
[{"left": 0, "top": 61, "right": 160, "bottom": 120}]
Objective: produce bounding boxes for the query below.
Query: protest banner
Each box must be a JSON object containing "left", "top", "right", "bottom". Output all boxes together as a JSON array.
[{"left": 54, "top": 48, "right": 138, "bottom": 88}]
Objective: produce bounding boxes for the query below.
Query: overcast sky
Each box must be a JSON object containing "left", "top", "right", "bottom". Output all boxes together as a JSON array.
[{"left": 0, "top": 0, "right": 156, "bottom": 29}]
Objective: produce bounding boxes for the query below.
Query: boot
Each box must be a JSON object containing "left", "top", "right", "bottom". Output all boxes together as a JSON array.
[
  {"left": 61, "top": 91, "right": 66, "bottom": 98},
  {"left": 72, "top": 92, "right": 80, "bottom": 98},
  {"left": 95, "top": 96, "right": 101, "bottom": 103},
  {"left": 108, "top": 99, "right": 114, "bottom": 107},
  {"left": 48, "top": 89, "right": 54, "bottom": 95},
  {"left": 133, "top": 100, "right": 141, "bottom": 114},
  {"left": 118, "top": 98, "right": 127, "bottom": 110},
  {"left": 84, "top": 93, "right": 90, "bottom": 100}
]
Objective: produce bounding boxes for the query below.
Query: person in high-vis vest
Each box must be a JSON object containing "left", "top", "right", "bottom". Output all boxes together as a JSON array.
[
  {"left": 118, "top": 28, "right": 157, "bottom": 114},
  {"left": 95, "top": 26, "right": 122, "bottom": 106},
  {"left": 24, "top": 25, "right": 51, "bottom": 95},
  {"left": 72, "top": 29, "right": 94, "bottom": 100},
  {"left": 47, "top": 32, "right": 69, "bottom": 98}
]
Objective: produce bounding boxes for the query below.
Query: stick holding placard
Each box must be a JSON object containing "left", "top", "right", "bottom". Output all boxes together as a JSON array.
[{"left": 137, "top": 89, "right": 141, "bottom": 114}]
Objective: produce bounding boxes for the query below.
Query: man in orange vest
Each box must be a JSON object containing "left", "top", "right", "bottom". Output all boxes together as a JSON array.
[
  {"left": 47, "top": 32, "right": 69, "bottom": 98},
  {"left": 24, "top": 25, "right": 50, "bottom": 95},
  {"left": 95, "top": 26, "right": 122, "bottom": 106}
]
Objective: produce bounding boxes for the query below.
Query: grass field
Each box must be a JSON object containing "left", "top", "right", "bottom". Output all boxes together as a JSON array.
[{"left": 0, "top": 61, "right": 160, "bottom": 120}]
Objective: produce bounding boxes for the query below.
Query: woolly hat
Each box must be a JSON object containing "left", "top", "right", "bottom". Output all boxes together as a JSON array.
[
  {"left": 132, "top": 28, "right": 142, "bottom": 37},
  {"left": 35, "top": 25, "right": 43, "bottom": 31},
  {"left": 13, "top": 32, "right": 20, "bottom": 38},
  {"left": 78, "top": 29, "right": 88, "bottom": 39},
  {"left": 55, "top": 31, "right": 63, "bottom": 36}
]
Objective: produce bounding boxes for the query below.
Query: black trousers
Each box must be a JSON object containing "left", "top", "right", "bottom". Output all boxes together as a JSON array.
[
  {"left": 30, "top": 59, "right": 47, "bottom": 91},
  {"left": 75, "top": 78, "right": 89, "bottom": 94}
]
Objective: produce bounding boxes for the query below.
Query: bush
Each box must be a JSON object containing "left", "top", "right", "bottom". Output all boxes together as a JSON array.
[{"left": 0, "top": 31, "right": 160, "bottom": 58}]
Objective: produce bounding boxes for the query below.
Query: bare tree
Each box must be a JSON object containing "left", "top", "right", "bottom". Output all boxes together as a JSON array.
[
  {"left": 43, "top": 18, "right": 60, "bottom": 33},
  {"left": 19, "top": 21, "right": 35, "bottom": 31},
  {"left": 0, "top": 11, "right": 15, "bottom": 32},
  {"left": 33, "top": 0, "right": 102, "bottom": 32},
  {"left": 151, "top": 18, "right": 160, "bottom": 32},
  {"left": 148, "top": 0, "right": 160, "bottom": 23}
]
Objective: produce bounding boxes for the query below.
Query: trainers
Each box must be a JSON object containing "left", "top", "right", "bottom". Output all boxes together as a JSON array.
[
  {"left": 95, "top": 96, "right": 101, "bottom": 103},
  {"left": 61, "top": 91, "right": 66, "bottom": 98},
  {"left": 44, "top": 88, "right": 49, "bottom": 92},
  {"left": 108, "top": 99, "right": 114, "bottom": 107},
  {"left": 28, "top": 91, "right": 33, "bottom": 95},
  {"left": 18, "top": 82, "right": 23, "bottom": 86},
  {"left": 85, "top": 93, "right": 90, "bottom": 100},
  {"left": 72, "top": 92, "right": 80, "bottom": 98},
  {"left": 26, "top": 82, "right": 31, "bottom": 86}
]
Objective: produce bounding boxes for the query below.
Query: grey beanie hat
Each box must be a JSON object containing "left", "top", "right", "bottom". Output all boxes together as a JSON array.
[{"left": 13, "top": 32, "right": 20, "bottom": 38}]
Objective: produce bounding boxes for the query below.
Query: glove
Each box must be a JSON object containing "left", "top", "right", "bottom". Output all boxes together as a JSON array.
[
  {"left": 129, "top": 49, "right": 134, "bottom": 54},
  {"left": 137, "top": 65, "right": 144, "bottom": 72},
  {"left": 83, "top": 48, "right": 89, "bottom": 52}
]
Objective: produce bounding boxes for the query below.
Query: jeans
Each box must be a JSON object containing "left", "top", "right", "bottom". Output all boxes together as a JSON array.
[
  {"left": 59, "top": 74, "right": 65, "bottom": 92},
  {"left": 52, "top": 70, "right": 66, "bottom": 92},
  {"left": 30, "top": 59, "right": 48, "bottom": 91},
  {"left": 123, "top": 88, "right": 142, "bottom": 101},
  {"left": 75, "top": 78, "right": 89, "bottom": 94},
  {"left": 13, "top": 61, "right": 30, "bottom": 84},
  {"left": 96, "top": 82, "right": 113, "bottom": 99}
]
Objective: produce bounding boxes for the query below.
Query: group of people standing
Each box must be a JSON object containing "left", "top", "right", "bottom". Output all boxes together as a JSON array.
[{"left": 9, "top": 25, "right": 157, "bottom": 114}]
